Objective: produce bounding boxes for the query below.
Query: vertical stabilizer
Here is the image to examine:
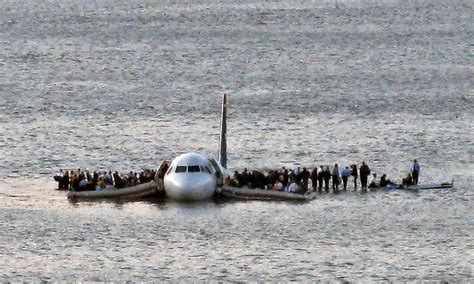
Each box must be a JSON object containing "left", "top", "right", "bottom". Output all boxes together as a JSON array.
[{"left": 218, "top": 94, "right": 227, "bottom": 168}]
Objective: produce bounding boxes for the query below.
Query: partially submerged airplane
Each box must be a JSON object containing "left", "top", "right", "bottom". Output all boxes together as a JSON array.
[
  {"left": 162, "top": 94, "right": 230, "bottom": 201},
  {"left": 68, "top": 94, "right": 232, "bottom": 201},
  {"left": 66, "top": 94, "right": 452, "bottom": 201},
  {"left": 67, "top": 94, "right": 316, "bottom": 201}
]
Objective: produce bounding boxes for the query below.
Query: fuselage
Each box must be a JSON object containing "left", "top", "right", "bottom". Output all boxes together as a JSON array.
[{"left": 163, "top": 153, "right": 226, "bottom": 201}]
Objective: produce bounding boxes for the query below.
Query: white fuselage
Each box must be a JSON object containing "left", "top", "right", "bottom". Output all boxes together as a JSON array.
[{"left": 163, "top": 153, "right": 225, "bottom": 201}]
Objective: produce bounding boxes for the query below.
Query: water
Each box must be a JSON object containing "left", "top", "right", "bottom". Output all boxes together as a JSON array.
[{"left": 0, "top": 0, "right": 473, "bottom": 281}]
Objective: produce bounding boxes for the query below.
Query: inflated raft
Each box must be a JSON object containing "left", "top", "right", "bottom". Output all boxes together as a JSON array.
[
  {"left": 219, "top": 185, "right": 316, "bottom": 201},
  {"left": 381, "top": 180, "right": 454, "bottom": 191},
  {"left": 67, "top": 181, "right": 163, "bottom": 199},
  {"left": 404, "top": 180, "right": 454, "bottom": 190}
]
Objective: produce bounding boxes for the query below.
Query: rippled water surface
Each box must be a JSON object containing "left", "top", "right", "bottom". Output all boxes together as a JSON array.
[{"left": 0, "top": 0, "right": 473, "bottom": 281}]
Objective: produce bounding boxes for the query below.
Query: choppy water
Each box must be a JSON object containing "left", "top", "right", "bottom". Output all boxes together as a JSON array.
[{"left": 0, "top": 0, "right": 473, "bottom": 281}]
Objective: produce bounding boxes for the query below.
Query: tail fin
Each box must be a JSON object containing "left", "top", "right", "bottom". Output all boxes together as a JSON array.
[{"left": 218, "top": 93, "right": 227, "bottom": 168}]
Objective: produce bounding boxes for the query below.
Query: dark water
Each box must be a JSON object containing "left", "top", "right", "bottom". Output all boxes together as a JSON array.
[{"left": 0, "top": 0, "right": 473, "bottom": 281}]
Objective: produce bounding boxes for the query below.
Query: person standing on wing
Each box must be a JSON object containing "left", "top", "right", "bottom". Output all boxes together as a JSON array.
[
  {"left": 359, "top": 161, "right": 371, "bottom": 192},
  {"left": 341, "top": 166, "right": 351, "bottom": 191},
  {"left": 332, "top": 164, "right": 340, "bottom": 191},
  {"left": 411, "top": 159, "right": 421, "bottom": 185},
  {"left": 351, "top": 164, "right": 358, "bottom": 191},
  {"left": 310, "top": 167, "right": 318, "bottom": 191},
  {"left": 317, "top": 165, "right": 324, "bottom": 192}
]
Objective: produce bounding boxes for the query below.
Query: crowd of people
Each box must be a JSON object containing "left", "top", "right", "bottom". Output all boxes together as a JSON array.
[
  {"left": 228, "top": 160, "right": 421, "bottom": 194},
  {"left": 54, "top": 168, "right": 156, "bottom": 191},
  {"left": 54, "top": 160, "right": 421, "bottom": 194}
]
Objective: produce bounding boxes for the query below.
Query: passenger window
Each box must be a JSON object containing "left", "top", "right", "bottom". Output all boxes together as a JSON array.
[
  {"left": 175, "top": 166, "right": 187, "bottom": 173},
  {"left": 188, "top": 165, "right": 201, "bottom": 172}
]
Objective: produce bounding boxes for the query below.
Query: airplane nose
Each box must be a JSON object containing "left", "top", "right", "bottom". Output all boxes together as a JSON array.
[
  {"left": 173, "top": 177, "right": 213, "bottom": 192},
  {"left": 165, "top": 174, "right": 215, "bottom": 201}
]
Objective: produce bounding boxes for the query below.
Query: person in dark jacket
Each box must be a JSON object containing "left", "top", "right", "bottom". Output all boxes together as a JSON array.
[
  {"left": 359, "top": 161, "right": 371, "bottom": 191},
  {"left": 380, "top": 174, "right": 398, "bottom": 188},
  {"left": 62, "top": 171, "right": 70, "bottom": 190},
  {"left": 113, "top": 171, "right": 125, "bottom": 189},
  {"left": 300, "top": 167, "right": 310, "bottom": 191},
  {"left": 232, "top": 171, "right": 241, "bottom": 187},
  {"left": 323, "top": 166, "right": 331, "bottom": 192},
  {"left": 265, "top": 170, "right": 277, "bottom": 189},
  {"left": 241, "top": 168, "right": 249, "bottom": 188},
  {"left": 331, "top": 164, "right": 340, "bottom": 191},
  {"left": 351, "top": 164, "right": 358, "bottom": 191},
  {"left": 310, "top": 167, "right": 318, "bottom": 191},
  {"left": 411, "top": 159, "right": 421, "bottom": 185}
]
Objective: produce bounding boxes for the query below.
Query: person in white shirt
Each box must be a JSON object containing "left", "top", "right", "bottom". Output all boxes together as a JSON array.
[
  {"left": 288, "top": 180, "right": 301, "bottom": 194},
  {"left": 317, "top": 165, "right": 324, "bottom": 192},
  {"left": 272, "top": 180, "right": 283, "bottom": 191},
  {"left": 368, "top": 173, "right": 380, "bottom": 188}
]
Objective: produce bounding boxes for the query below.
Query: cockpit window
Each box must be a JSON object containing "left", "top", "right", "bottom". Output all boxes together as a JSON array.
[
  {"left": 175, "top": 166, "right": 187, "bottom": 173},
  {"left": 188, "top": 165, "right": 201, "bottom": 172},
  {"left": 201, "top": 166, "right": 211, "bottom": 174}
]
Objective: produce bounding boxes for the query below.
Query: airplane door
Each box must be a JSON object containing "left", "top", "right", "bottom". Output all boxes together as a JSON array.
[{"left": 155, "top": 160, "right": 171, "bottom": 189}]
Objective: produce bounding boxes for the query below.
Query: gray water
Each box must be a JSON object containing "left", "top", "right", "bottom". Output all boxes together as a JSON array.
[{"left": 0, "top": 0, "right": 473, "bottom": 281}]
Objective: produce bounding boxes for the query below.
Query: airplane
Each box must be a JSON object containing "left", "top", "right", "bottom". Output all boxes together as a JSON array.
[
  {"left": 162, "top": 94, "right": 231, "bottom": 201},
  {"left": 66, "top": 94, "right": 316, "bottom": 202},
  {"left": 66, "top": 93, "right": 453, "bottom": 201}
]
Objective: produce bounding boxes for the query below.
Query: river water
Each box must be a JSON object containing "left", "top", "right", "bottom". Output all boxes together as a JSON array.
[{"left": 0, "top": 0, "right": 472, "bottom": 281}]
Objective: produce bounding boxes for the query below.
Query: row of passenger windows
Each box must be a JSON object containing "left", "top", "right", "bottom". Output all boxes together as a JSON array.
[{"left": 175, "top": 165, "right": 212, "bottom": 173}]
